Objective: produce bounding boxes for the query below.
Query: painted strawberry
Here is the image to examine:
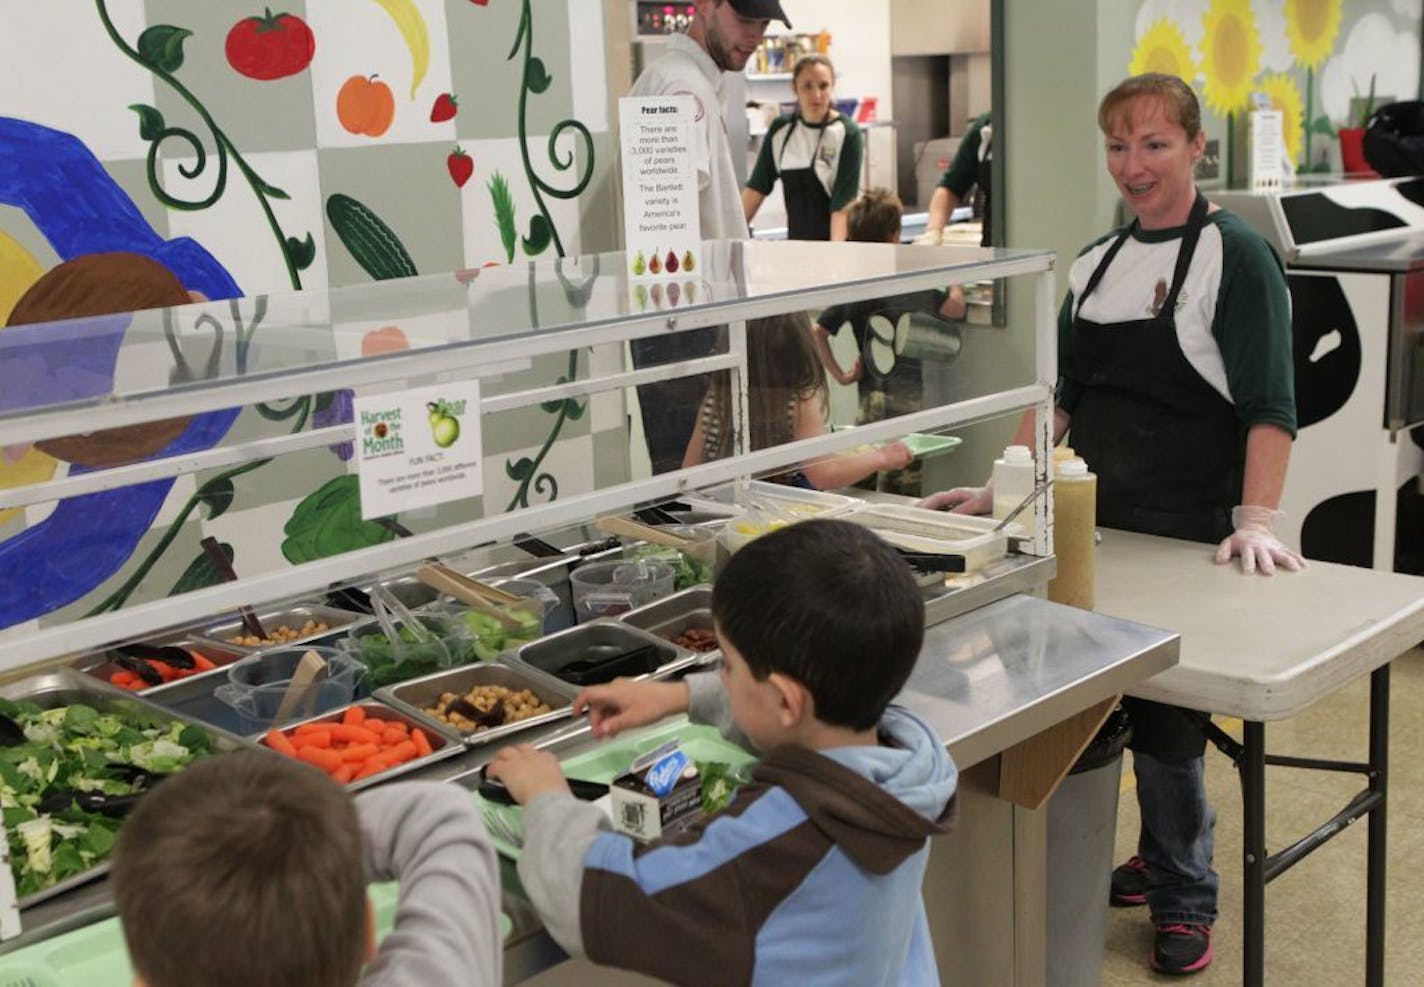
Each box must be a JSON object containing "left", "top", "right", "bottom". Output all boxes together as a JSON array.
[
  {"left": 431, "top": 92, "right": 458, "bottom": 123},
  {"left": 469, "top": 0, "right": 490, "bottom": 5},
  {"left": 447, "top": 147, "right": 473, "bottom": 188}
]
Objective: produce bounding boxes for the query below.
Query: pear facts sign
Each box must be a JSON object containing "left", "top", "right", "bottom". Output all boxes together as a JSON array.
[
  {"left": 619, "top": 95, "right": 700, "bottom": 286},
  {"left": 353, "top": 380, "right": 484, "bottom": 520}
]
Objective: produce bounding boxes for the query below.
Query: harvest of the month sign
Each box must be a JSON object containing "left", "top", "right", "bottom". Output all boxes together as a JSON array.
[{"left": 353, "top": 380, "right": 484, "bottom": 519}]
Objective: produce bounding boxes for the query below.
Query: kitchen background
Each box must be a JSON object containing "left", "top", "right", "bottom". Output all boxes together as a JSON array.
[{"left": 0, "top": 0, "right": 1419, "bottom": 638}]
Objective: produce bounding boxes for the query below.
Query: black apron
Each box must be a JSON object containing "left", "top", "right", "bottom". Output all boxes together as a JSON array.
[
  {"left": 779, "top": 117, "right": 833, "bottom": 241},
  {"left": 973, "top": 131, "right": 992, "bottom": 247},
  {"left": 1068, "top": 192, "right": 1242, "bottom": 547},
  {"left": 1072, "top": 194, "right": 1237, "bottom": 760}
]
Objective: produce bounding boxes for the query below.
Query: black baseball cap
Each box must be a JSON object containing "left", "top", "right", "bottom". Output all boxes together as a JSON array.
[{"left": 728, "top": 0, "right": 792, "bottom": 28}]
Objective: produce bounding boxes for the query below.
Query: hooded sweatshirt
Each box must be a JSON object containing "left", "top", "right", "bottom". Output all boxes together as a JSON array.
[{"left": 517, "top": 673, "right": 958, "bottom": 986}]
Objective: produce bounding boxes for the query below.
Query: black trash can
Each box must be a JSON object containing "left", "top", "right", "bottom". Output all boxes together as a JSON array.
[{"left": 1046, "top": 706, "right": 1133, "bottom": 987}]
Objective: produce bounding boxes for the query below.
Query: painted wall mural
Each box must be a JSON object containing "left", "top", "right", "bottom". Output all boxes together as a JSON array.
[
  {"left": 0, "top": 0, "right": 613, "bottom": 637},
  {"left": 1130, "top": 0, "right": 1421, "bottom": 178}
]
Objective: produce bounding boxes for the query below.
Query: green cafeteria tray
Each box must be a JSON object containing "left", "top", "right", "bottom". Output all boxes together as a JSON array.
[
  {"left": 0, "top": 882, "right": 513, "bottom": 985},
  {"left": 901, "top": 433, "right": 962, "bottom": 458},
  {"left": 476, "top": 716, "right": 757, "bottom": 860}
]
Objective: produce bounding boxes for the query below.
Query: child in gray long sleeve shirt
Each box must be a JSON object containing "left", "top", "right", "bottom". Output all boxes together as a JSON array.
[{"left": 111, "top": 749, "right": 501, "bottom": 987}]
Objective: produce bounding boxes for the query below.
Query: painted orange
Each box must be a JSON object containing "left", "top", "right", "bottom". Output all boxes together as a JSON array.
[
  {"left": 337, "top": 75, "right": 395, "bottom": 137},
  {"left": 361, "top": 325, "right": 410, "bottom": 356}
]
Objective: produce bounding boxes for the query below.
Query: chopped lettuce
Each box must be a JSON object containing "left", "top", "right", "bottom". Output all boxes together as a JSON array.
[{"left": 2, "top": 701, "right": 212, "bottom": 898}]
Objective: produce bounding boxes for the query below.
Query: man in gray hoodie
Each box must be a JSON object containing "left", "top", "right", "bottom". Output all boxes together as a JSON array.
[{"left": 489, "top": 519, "right": 958, "bottom": 986}]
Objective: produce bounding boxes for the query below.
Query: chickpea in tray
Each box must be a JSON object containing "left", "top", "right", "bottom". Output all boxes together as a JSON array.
[
  {"left": 427, "top": 685, "right": 553, "bottom": 734},
  {"left": 226, "top": 618, "right": 329, "bottom": 648}
]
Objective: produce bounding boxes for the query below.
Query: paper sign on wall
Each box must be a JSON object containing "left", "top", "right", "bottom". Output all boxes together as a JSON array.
[
  {"left": 619, "top": 95, "right": 701, "bottom": 282},
  {"left": 1249, "top": 108, "right": 1285, "bottom": 189},
  {"left": 354, "top": 381, "right": 483, "bottom": 520}
]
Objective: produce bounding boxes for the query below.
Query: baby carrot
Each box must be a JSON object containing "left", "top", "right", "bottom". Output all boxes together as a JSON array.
[
  {"left": 110, "top": 671, "right": 139, "bottom": 688},
  {"left": 352, "top": 759, "right": 388, "bottom": 781},
  {"left": 265, "top": 729, "right": 299, "bottom": 758},
  {"left": 341, "top": 705, "right": 367, "bottom": 727},
  {"left": 381, "top": 727, "right": 407, "bottom": 746},
  {"left": 331, "top": 724, "right": 381, "bottom": 745},
  {"left": 339, "top": 743, "right": 380, "bottom": 763},
  {"left": 386, "top": 740, "right": 419, "bottom": 765},
  {"left": 332, "top": 763, "right": 357, "bottom": 784},
  {"left": 190, "top": 650, "right": 217, "bottom": 672},
  {"left": 297, "top": 746, "right": 342, "bottom": 773},
  {"left": 383, "top": 719, "right": 409, "bottom": 734},
  {"left": 294, "top": 722, "right": 329, "bottom": 735},
  {"left": 411, "top": 728, "right": 433, "bottom": 757},
  {"left": 290, "top": 729, "right": 333, "bottom": 749}
]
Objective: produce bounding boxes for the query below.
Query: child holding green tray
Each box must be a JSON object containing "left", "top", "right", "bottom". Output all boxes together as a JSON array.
[{"left": 488, "top": 519, "right": 959, "bottom": 985}]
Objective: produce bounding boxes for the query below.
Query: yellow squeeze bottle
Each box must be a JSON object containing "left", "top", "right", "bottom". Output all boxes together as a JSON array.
[{"left": 1047, "top": 456, "right": 1096, "bottom": 610}]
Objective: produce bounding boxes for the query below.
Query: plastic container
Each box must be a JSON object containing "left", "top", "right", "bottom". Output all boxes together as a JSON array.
[
  {"left": 1046, "top": 707, "right": 1132, "bottom": 987},
  {"left": 452, "top": 577, "right": 557, "bottom": 660},
  {"left": 342, "top": 605, "right": 471, "bottom": 691},
  {"left": 1047, "top": 457, "right": 1097, "bottom": 610},
  {"left": 992, "top": 444, "right": 1037, "bottom": 538},
  {"left": 213, "top": 646, "right": 364, "bottom": 734},
  {"left": 569, "top": 559, "right": 675, "bottom": 622},
  {"left": 619, "top": 525, "right": 717, "bottom": 591}
]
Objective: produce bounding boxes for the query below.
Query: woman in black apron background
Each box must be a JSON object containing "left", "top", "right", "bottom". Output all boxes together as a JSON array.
[
  {"left": 919, "top": 74, "right": 1304, "bottom": 977},
  {"left": 741, "top": 54, "right": 863, "bottom": 241}
]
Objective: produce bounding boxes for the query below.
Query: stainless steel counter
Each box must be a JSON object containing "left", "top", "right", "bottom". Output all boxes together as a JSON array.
[
  {"left": 1292, "top": 234, "right": 1424, "bottom": 273},
  {"left": 3, "top": 590, "right": 1177, "bottom": 983}
]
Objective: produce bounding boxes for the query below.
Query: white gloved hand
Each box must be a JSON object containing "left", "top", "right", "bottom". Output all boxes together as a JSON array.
[
  {"left": 1214, "top": 505, "right": 1306, "bottom": 575},
  {"left": 912, "top": 228, "right": 943, "bottom": 247},
  {"left": 916, "top": 485, "right": 992, "bottom": 515}
]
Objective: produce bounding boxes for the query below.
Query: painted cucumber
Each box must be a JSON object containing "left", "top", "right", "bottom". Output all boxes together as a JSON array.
[{"left": 326, "top": 193, "right": 418, "bottom": 281}]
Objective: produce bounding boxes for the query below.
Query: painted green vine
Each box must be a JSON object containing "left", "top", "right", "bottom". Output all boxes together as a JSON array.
[
  {"left": 95, "top": 0, "right": 315, "bottom": 290},
  {"left": 502, "top": 0, "right": 597, "bottom": 510}
]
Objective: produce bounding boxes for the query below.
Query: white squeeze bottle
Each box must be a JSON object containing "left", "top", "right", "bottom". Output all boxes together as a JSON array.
[{"left": 991, "top": 444, "right": 1037, "bottom": 537}]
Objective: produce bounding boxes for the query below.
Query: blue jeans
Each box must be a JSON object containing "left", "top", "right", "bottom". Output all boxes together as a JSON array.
[{"left": 1133, "top": 750, "right": 1219, "bottom": 925}]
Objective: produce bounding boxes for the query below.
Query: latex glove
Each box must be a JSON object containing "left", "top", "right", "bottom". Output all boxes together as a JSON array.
[
  {"left": 912, "top": 228, "right": 943, "bottom": 247},
  {"left": 916, "top": 485, "right": 992, "bottom": 515},
  {"left": 1215, "top": 505, "right": 1306, "bottom": 576},
  {"left": 876, "top": 440, "right": 914, "bottom": 472}
]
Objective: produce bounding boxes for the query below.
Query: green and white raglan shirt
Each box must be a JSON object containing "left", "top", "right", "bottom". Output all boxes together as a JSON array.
[
  {"left": 1057, "top": 208, "right": 1297, "bottom": 437},
  {"left": 746, "top": 113, "right": 863, "bottom": 213}
]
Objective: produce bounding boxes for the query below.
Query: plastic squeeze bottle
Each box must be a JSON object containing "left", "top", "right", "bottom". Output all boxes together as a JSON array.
[
  {"left": 1047, "top": 456, "right": 1097, "bottom": 610},
  {"left": 992, "top": 444, "right": 1037, "bottom": 537}
]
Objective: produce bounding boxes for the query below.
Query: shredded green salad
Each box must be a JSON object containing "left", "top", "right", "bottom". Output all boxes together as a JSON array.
[{"left": 0, "top": 697, "right": 213, "bottom": 897}]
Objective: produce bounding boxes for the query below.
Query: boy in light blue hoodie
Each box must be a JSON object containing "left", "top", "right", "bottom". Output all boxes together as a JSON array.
[{"left": 489, "top": 519, "right": 958, "bottom": 986}]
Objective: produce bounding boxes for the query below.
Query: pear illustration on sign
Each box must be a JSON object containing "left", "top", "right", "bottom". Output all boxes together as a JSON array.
[{"left": 427, "top": 400, "right": 462, "bottom": 448}]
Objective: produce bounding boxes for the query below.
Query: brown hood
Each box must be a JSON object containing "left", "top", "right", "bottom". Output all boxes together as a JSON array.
[{"left": 752, "top": 745, "right": 955, "bottom": 875}]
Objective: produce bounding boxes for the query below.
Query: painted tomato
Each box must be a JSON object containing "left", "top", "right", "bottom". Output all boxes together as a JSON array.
[{"left": 226, "top": 10, "right": 316, "bottom": 81}]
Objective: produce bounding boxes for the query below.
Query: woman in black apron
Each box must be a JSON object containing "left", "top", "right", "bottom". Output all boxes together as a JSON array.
[
  {"left": 919, "top": 74, "right": 1304, "bottom": 977},
  {"left": 742, "top": 54, "right": 863, "bottom": 241}
]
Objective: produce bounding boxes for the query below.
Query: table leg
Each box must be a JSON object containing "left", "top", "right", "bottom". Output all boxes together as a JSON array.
[
  {"left": 1366, "top": 665, "right": 1389, "bottom": 986},
  {"left": 1241, "top": 720, "right": 1266, "bottom": 987}
]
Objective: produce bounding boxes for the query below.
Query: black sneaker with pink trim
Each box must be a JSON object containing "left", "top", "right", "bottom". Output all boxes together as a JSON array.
[
  {"left": 1152, "top": 923, "right": 1214, "bottom": 975},
  {"left": 1109, "top": 855, "right": 1149, "bottom": 906}
]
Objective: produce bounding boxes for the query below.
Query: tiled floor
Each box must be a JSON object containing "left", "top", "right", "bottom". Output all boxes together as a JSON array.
[{"left": 1101, "top": 646, "right": 1424, "bottom": 985}]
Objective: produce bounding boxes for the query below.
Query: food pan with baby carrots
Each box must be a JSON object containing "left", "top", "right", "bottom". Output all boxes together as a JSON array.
[
  {"left": 257, "top": 701, "right": 462, "bottom": 790},
  {"left": 71, "top": 633, "right": 247, "bottom": 703}
]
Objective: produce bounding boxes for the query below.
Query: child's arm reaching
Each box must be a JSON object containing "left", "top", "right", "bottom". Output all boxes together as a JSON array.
[
  {"left": 810, "top": 322, "right": 860, "bottom": 386},
  {"left": 357, "top": 782, "right": 503, "bottom": 987}
]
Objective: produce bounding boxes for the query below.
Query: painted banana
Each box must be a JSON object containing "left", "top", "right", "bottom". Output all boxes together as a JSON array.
[{"left": 373, "top": 0, "right": 429, "bottom": 99}]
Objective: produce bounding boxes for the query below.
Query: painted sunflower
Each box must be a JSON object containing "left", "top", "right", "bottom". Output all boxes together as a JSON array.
[
  {"left": 1283, "top": 0, "right": 1342, "bottom": 71},
  {"left": 1130, "top": 18, "right": 1196, "bottom": 81},
  {"left": 1199, "top": 0, "right": 1263, "bottom": 117},
  {"left": 1258, "top": 72, "right": 1306, "bottom": 165}
]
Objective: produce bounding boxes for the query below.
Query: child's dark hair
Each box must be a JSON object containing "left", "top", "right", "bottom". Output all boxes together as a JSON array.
[
  {"left": 712, "top": 519, "right": 923, "bottom": 729},
  {"left": 846, "top": 188, "right": 903, "bottom": 243},
  {"left": 701, "top": 310, "right": 826, "bottom": 459},
  {"left": 111, "top": 750, "right": 368, "bottom": 987}
]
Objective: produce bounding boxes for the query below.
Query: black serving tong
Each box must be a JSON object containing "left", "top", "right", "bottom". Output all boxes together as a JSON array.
[
  {"left": 634, "top": 504, "right": 683, "bottom": 526},
  {"left": 476, "top": 764, "right": 608, "bottom": 807},
  {"left": 558, "top": 643, "right": 662, "bottom": 687},
  {"left": 110, "top": 643, "right": 196, "bottom": 689},
  {"left": 893, "top": 548, "right": 968, "bottom": 574},
  {"left": 326, "top": 584, "right": 375, "bottom": 615},
  {"left": 38, "top": 764, "right": 168, "bottom": 818},
  {"left": 0, "top": 711, "right": 26, "bottom": 747},
  {"left": 514, "top": 532, "right": 565, "bottom": 558}
]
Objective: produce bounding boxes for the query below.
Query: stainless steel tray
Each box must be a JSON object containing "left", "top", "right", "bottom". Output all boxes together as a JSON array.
[
  {"left": 507, "top": 620, "right": 695, "bottom": 686},
  {"left": 195, "top": 602, "right": 368, "bottom": 653},
  {"left": 375, "top": 662, "right": 578, "bottom": 748},
  {"left": 0, "top": 667, "right": 253, "bottom": 910},
  {"left": 70, "top": 633, "right": 246, "bottom": 705},
  {"left": 256, "top": 700, "right": 463, "bottom": 791},
  {"left": 356, "top": 573, "right": 443, "bottom": 611},
  {"left": 618, "top": 586, "right": 720, "bottom": 664}
]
